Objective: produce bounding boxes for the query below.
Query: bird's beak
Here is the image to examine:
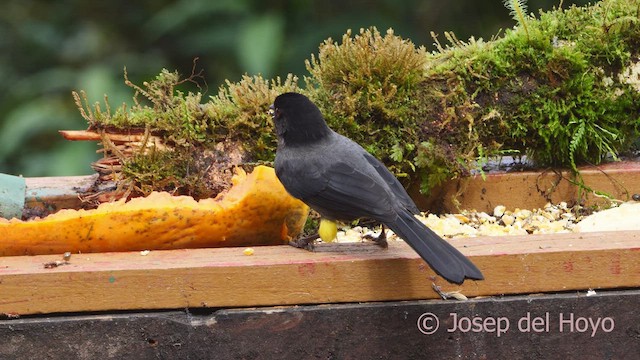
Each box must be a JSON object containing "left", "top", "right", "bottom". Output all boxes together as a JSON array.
[{"left": 268, "top": 104, "right": 275, "bottom": 118}]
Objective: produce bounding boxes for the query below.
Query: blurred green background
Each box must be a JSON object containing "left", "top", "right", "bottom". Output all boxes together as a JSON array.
[{"left": 0, "top": 0, "right": 590, "bottom": 177}]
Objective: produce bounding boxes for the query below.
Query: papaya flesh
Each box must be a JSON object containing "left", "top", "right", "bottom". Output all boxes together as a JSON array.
[{"left": 0, "top": 166, "right": 309, "bottom": 256}]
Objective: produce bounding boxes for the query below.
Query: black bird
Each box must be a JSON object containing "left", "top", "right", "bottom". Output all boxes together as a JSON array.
[{"left": 271, "top": 92, "right": 483, "bottom": 284}]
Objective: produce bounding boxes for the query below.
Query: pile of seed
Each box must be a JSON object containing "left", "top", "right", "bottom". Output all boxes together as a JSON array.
[
  {"left": 333, "top": 202, "right": 590, "bottom": 242},
  {"left": 421, "top": 202, "right": 585, "bottom": 238}
]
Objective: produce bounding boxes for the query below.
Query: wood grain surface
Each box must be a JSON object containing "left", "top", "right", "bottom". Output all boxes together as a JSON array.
[{"left": 1, "top": 230, "right": 638, "bottom": 315}]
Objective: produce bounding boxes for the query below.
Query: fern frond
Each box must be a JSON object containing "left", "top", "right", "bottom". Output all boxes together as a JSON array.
[{"left": 568, "top": 121, "right": 585, "bottom": 171}]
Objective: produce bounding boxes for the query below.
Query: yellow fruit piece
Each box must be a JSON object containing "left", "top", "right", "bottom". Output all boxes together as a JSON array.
[
  {"left": 243, "top": 248, "right": 255, "bottom": 256},
  {"left": 318, "top": 219, "right": 338, "bottom": 243},
  {"left": 0, "top": 166, "right": 308, "bottom": 256}
]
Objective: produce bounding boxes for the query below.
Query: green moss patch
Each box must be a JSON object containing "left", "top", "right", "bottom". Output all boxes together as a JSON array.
[{"left": 74, "top": 0, "right": 640, "bottom": 200}]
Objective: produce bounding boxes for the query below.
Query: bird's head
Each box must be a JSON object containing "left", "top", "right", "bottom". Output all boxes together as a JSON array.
[{"left": 270, "top": 92, "right": 331, "bottom": 145}]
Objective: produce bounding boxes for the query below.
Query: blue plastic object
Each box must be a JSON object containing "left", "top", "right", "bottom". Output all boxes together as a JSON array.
[{"left": 0, "top": 173, "right": 26, "bottom": 219}]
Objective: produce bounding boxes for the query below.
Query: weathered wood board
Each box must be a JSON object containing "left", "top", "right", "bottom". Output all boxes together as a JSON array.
[
  {"left": 414, "top": 160, "right": 640, "bottom": 213},
  {"left": 1, "top": 231, "right": 638, "bottom": 315},
  {"left": 16, "top": 160, "right": 640, "bottom": 217}
]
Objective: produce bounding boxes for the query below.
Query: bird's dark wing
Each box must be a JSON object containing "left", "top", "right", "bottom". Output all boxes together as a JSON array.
[
  {"left": 282, "top": 160, "right": 396, "bottom": 221},
  {"left": 362, "top": 152, "right": 420, "bottom": 214}
]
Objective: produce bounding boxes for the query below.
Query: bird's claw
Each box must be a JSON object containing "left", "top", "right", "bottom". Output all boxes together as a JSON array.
[
  {"left": 363, "top": 227, "right": 388, "bottom": 249},
  {"left": 289, "top": 233, "right": 320, "bottom": 251}
]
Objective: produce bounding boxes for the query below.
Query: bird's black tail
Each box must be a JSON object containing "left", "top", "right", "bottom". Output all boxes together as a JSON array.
[{"left": 386, "top": 210, "right": 484, "bottom": 284}]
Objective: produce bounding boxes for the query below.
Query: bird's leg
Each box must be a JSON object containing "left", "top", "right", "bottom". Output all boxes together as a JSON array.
[
  {"left": 363, "top": 224, "right": 388, "bottom": 249},
  {"left": 289, "top": 233, "right": 320, "bottom": 250}
]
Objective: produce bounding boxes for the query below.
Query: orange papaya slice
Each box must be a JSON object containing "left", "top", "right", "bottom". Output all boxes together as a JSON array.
[{"left": 0, "top": 166, "right": 308, "bottom": 256}]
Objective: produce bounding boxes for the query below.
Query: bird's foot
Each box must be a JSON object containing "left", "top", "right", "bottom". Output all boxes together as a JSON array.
[
  {"left": 289, "top": 233, "right": 320, "bottom": 251},
  {"left": 363, "top": 226, "right": 388, "bottom": 249}
]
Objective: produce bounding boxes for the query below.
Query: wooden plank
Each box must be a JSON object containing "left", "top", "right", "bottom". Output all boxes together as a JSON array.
[
  {"left": 15, "top": 160, "right": 640, "bottom": 217},
  {"left": 2, "top": 290, "right": 639, "bottom": 359},
  {"left": 23, "top": 175, "right": 97, "bottom": 217},
  {"left": 1, "top": 230, "right": 638, "bottom": 315},
  {"left": 414, "top": 160, "right": 640, "bottom": 213}
]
